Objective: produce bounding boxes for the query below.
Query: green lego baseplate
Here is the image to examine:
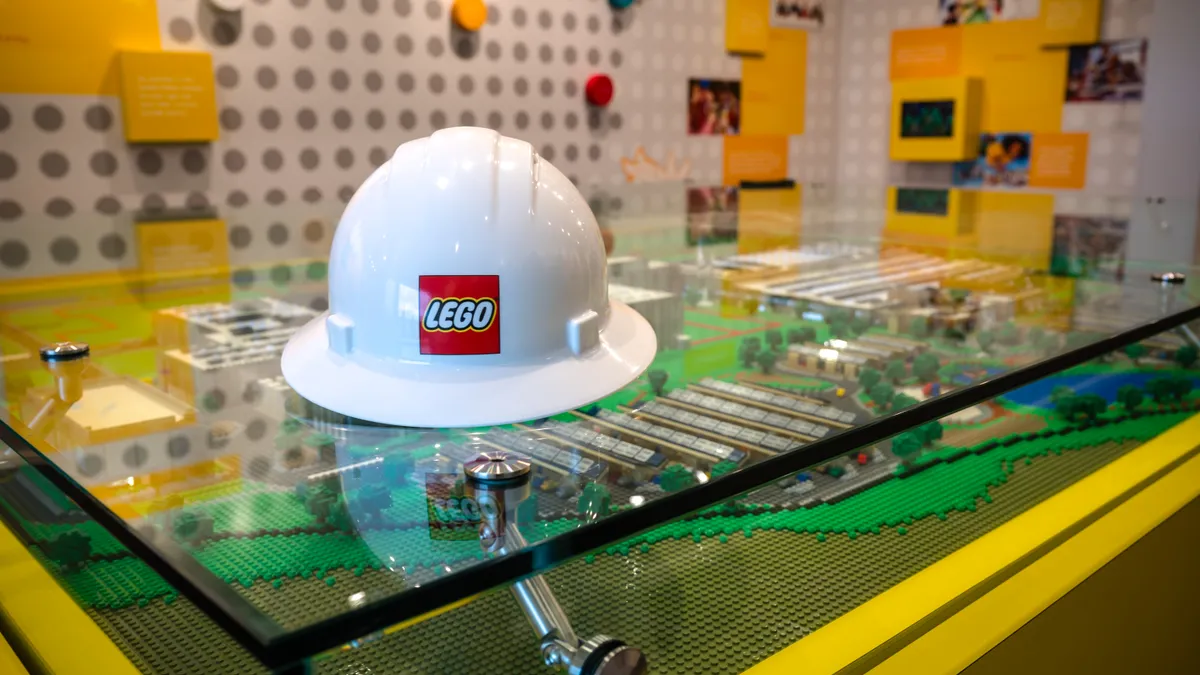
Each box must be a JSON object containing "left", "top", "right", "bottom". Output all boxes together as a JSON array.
[{"left": 3, "top": 305, "right": 1198, "bottom": 674}]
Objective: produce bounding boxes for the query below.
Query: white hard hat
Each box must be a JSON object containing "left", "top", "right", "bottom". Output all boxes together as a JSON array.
[{"left": 282, "top": 127, "right": 657, "bottom": 428}]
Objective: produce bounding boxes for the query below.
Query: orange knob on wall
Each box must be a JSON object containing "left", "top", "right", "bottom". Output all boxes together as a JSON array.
[{"left": 452, "top": 0, "right": 488, "bottom": 31}]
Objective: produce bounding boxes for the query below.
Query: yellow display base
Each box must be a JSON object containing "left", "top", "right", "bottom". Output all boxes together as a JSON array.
[
  {"left": 744, "top": 413, "right": 1200, "bottom": 675},
  {"left": 0, "top": 524, "right": 139, "bottom": 674}
]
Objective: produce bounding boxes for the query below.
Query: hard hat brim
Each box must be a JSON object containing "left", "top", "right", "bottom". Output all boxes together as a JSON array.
[{"left": 281, "top": 301, "right": 657, "bottom": 428}]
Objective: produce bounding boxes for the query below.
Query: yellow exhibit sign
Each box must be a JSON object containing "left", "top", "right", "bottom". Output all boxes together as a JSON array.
[
  {"left": 742, "top": 28, "right": 806, "bottom": 136},
  {"left": 118, "top": 51, "right": 219, "bottom": 143},
  {"left": 1038, "top": 0, "right": 1102, "bottom": 46},
  {"left": 737, "top": 185, "right": 802, "bottom": 254},
  {"left": 725, "top": 0, "right": 770, "bottom": 54},
  {"left": 961, "top": 20, "right": 1067, "bottom": 133},
  {"left": 890, "top": 27, "right": 963, "bottom": 80},
  {"left": 1029, "top": 132, "right": 1089, "bottom": 189},
  {"left": 722, "top": 135, "right": 789, "bottom": 186},
  {"left": 889, "top": 77, "right": 981, "bottom": 162},
  {"left": 0, "top": 0, "right": 160, "bottom": 95},
  {"left": 136, "top": 219, "right": 230, "bottom": 276}
]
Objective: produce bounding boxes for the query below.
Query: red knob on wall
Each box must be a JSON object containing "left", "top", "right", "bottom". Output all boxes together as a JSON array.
[{"left": 585, "top": 74, "right": 614, "bottom": 107}]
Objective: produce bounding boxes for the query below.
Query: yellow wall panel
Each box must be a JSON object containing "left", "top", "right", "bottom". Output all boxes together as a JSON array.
[
  {"left": 742, "top": 29, "right": 807, "bottom": 136},
  {"left": 722, "top": 135, "right": 789, "bottom": 186},
  {"left": 973, "top": 192, "right": 1056, "bottom": 270},
  {"left": 961, "top": 20, "right": 1068, "bottom": 133},
  {"left": 136, "top": 219, "right": 230, "bottom": 276},
  {"left": 737, "top": 185, "right": 802, "bottom": 254},
  {"left": 725, "top": 0, "right": 770, "bottom": 54},
  {"left": 0, "top": 0, "right": 160, "bottom": 95},
  {"left": 890, "top": 77, "right": 982, "bottom": 161},
  {"left": 890, "top": 27, "right": 963, "bottom": 80}
]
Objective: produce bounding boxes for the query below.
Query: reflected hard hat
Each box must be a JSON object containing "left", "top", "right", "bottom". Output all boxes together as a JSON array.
[{"left": 282, "top": 127, "right": 656, "bottom": 428}]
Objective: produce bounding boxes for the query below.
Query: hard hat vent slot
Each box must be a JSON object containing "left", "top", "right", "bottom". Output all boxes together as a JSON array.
[{"left": 566, "top": 310, "right": 601, "bottom": 356}]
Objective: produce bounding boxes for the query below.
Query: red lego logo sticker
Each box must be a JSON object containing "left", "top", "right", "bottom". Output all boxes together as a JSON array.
[{"left": 418, "top": 275, "right": 500, "bottom": 355}]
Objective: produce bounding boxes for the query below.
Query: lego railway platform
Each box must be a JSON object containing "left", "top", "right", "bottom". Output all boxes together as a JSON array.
[{"left": 2, "top": 414, "right": 1199, "bottom": 675}]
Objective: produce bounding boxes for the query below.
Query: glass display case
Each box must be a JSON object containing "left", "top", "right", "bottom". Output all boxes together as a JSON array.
[{"left": 1, "top": 190, "right": 1198, "bottom": 674}]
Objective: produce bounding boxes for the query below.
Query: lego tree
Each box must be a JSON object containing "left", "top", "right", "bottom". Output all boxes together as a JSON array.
[
  {"left": 738, "top": 339, "right": 760, "bottom": 368},
  {"left": 976, "top": 330, "right": 995, "bottom": 352},
  {"left": 647, "top": 369, "right": 669, "bottom": 396},
  {"left": 885, "top": 359, "right": 907, "bottom": 384},
  {"left": 850, "top": 315, "right": 871, "bottom": 335},
  {"left": 792, "top": 300, "right": 809, "bottom": 318},
  {"left": 1147, "top": 377, "right": 1175, "bottom": 404},
  {"left": 765, "top": 329, "right": 783, "bottom": 352},
  {"left": 868, "top": 382, "right": 895, "bottom": 410},
  {"left": 383, "top": 452, "right": 415, "bottom": 486},
  {"left": 354, "top": 484, "right": 393, "bottom": 524},
  {"left": 659, "top": 464, "right": 698, "bottom": 492},
  {"left": 891, "top": 432, "right": 923, "bottom": 465},
  {"left": 1175, "top": 345, "right": 1198, "bottom": 369},
  {"left": 306, "top": 485, "right": 340, "bottom": 524},
  {"left": 1028, "top": 326, "right": 1046, "bottom": 347},
  {"left": 683, "top": 286, "right": 702, "bottom": 307},
  {"left": 913, "top": 353, "right": 941, "bottom": 383},
  {"left": 173, "top": 509, "right": 215, "bottom": 546},
  {"left": 796, "top": 325, "right": 817, "bottom": 344},
  {"left": 1074, "top": 394, "right": 1107, "bottom": 421},
  {"left": 892, "top": 393, "right": 919, "bottom": 410},
  {"left": 756, "top": 349, "right": 778, "bottom": 374},
  {"left": 829, "top": 320, "right": 850, "bottom": 339},
  {"left": 858, "top": 367, "right": 882, "bottom": 390},
  {"left": 577, "top": 483, "right": 612, "bottom": 519},
  {"left": 1117, "top": 384, "right": 1144, "bottom": 411},
  {"left": 1054, "top": 392, "right": 1079, "bottom": 420},
  {"left": 43, "top": 531, "right": 91, "bottom": 569},
  {"left": 1124, "top": 343, "right": 1147, "bottom": 365},
  {"left": 917, "top": 420, "right": 944, "bottom": 446},
  {"left": 710, "top": 460, "right": 739, "bottom": 479},
  {"left": 909, "top": 317, "right": 929, "bottom": 338},
  {"left": 786, "top": 328, "right": 804, "bottom": 345}
]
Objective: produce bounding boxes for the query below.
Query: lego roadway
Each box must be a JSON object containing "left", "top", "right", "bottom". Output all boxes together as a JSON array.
[{"left": 1, "top": 293, "right": 1197, "bottom": 674}]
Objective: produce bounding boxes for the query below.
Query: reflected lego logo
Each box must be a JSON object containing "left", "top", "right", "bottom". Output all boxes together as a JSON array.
[{"left": 418, "top": 275, "right": 500, "bottom": 355}]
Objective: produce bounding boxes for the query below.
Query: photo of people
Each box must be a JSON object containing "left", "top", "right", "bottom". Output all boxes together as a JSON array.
[
  {"left": 686, "top": 187, "right": 739, "bottom": 246},
  {"left": 952, "top": 133, "right": 1033, "bottom": 188},
  {"left": 770, "top": 1, "right": 825, "bottom": 30},
  {"left": 688, "top": 79, "right": 741, "bottom": 136},
  {"left": 939, "top": 0, "right": 1010, "bottom": 26},
  {"left": 1065, "top": 39, "right": 1148, "bottom": 102},
  {"left": 1050, "top": 215, "right": 1129, "bottom": 280}
]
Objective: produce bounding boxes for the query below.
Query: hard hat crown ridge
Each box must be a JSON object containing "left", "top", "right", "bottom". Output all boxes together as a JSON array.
[{"left": 283, "top": 127, "right": 657, "bottom": 427}]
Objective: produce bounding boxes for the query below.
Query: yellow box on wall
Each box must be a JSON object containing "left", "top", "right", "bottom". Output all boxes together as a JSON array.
[
  {"left": 725, "top": 0, "right": 770, "bottom": 54},
  {"left": 118, "top": 51, "right": 219, "bottom": 143},
  {"left": 738, "top": 184, "right": 802, "bottom": 254},
  {"left": 890, "top": 77, "right": 981, "bottom": 162},
  {"left": 884, "top": 187, "right": 976, "bottom": 239}
]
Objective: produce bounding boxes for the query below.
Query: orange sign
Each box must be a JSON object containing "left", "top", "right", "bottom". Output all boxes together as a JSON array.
[
  {"left": 1029, "top": 132, "right": 1089, "bottom": 189},
  {"left": 722, "top": 135, "right": 788, "bottom": 186},
  {"left": 890, "top": 27, "right": 962, "bottom": 80}
]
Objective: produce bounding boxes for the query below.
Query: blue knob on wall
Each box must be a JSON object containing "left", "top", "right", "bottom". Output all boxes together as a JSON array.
[{"left": 610, "top": 0, "right": 636, "bottom": 9}]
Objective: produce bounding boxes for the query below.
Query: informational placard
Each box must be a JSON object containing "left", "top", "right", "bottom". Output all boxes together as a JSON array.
[
  {"left": 722, "top": 135, "right": 788, "bottom": 186},
  {"left": 1029, "top": 133, "right": 1089, "bottom": 189},
  {"left": 961, "top": 20, "right": 1067, "bottom": 132},
  {"left": 890, "top": 27, "right": 962, "bottom": 80},
  {"left": 1038, "top": 0, "right": 1102, "bottom": 46},
  {"left": 136, "top": 219, "right": 229, "bottom": 276},
  {"left": 742, "top": 29, "right": 806, "bottom": 135},
  {"left": 118, "top": 51, "right": 219, "bottom": 143}
]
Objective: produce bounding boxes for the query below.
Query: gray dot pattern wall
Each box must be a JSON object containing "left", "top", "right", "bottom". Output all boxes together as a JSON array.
[{"left": 2, "top": 0, "right": 845, "bottom": 280}]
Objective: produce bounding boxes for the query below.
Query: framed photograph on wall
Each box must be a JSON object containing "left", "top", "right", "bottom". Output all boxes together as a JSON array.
[
  {"left": 686, "top": 187, "right": 739, "bottom": 245},
  {"left": 939, "top": 0, "right": 1012, "bottom": 26},
  {"left": 1065, "top": 39, "right": 1148, "bottom": 102},
  {"left": 1050, "top": 215, "right": 1129, "bottom": 279},
  {"left": 952, "top": 132, "right": 1033, "bottom": 188},
  {"left": 688, "top": 79, "right": 741, "bottom": 135}
]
